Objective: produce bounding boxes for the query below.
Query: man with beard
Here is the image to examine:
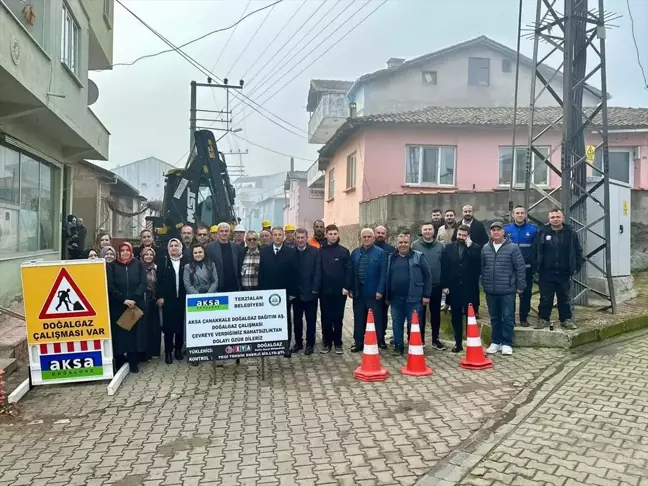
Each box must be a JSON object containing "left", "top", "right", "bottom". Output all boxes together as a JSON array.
[
  {"left": 437, "top": 210, "right": 458, "bottom": 245},
  {"left": 195, "top": 225, "right": 210, "bottom": 248},
  {"left": 180, "top": 225, "right": 195, "bottom": 248},
  {"left": 441, "top": 225, "right": 482, "bottom": 352},
  {"left": 374, "top": 225, "right": 396, "bottom": 346},
  {"left": 458, "top": 205, "right": 489, "bottom": 247},
  {"left": 284, "top": 224, "right": 296, "bottom": 247},
  {"left": 412, "top": 222, "right": 445, "bottom": 349},
  {"left": 259, "top": 229, "right": 272, "bottom": 246},
  {"left": 309, "top": 220, "right": 327, "bottom": 248},
  {"left": 430, "top": 209, "right": 444, "bottom": 234}
]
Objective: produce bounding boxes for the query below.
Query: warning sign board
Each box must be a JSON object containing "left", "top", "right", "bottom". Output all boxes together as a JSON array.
[
  {"left": 21, "top": 260, "right": 111, "bottom": 346},
  {"left": 586, "top": 145, "right": 596, "bottom": 162}
]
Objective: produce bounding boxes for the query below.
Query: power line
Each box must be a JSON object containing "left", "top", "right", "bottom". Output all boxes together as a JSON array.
[
  {"left": 231, "top": 132, "right": 313, "bottom": 161},
  {"left": 626, "top": 0, "right": 648, "bottom": 90},
  {"left": 115, "top": 0, "right": 308, "bottom": 139},
  {"left": 108, "top": 0, "right": 283, "bottom": 69},
  {"left": 212, "top": 0, "right": 251, "bottom": 73},
  {"left": 226, "top": 0, "right": 277, "bottom": 78},
  {"left": 238, "top": 0, "right": 308, "bottom": 81},
  {"left": 235, "top": 0, "right": 388, "bottom": 128}
]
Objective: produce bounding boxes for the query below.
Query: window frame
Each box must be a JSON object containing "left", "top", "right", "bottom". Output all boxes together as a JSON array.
[
  {"left": 468, "top": 57, "right": 490, "bottom": 86},
  {"left": 61, "top": 2, "right": 80, "bottom": 77},
  {"left": 345, "top": 152, "right": 357, "bottom": 190},
  {"left": 422, "top": 70, "right": 438, "bottom": 85},
  {"left": 103, "top": 0, "right": 113, "bottom": 29},
  {"left": 497, "top": 145, "right": 551, "bottom": 187},
  {"left": 404, "top": 145, "right": 456, "bottom": 187},
  {"left": 327, "top": 168, "right": 335, "bottom": 201},
  {"left": 593, "top": 147, "right": 633, "bottom": 187}
]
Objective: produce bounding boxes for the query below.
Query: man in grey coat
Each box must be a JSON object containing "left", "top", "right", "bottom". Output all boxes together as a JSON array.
[
  {"left": 411, "top": 222, "right": 445, "bottom": 349},
  {"left": 481, "top": 221, "right": 526, "bottom": 356}
]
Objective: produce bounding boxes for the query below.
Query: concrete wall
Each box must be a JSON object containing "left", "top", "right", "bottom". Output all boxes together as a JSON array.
[
  {"left": 352, "top": 44, "right": 599, "bottom": 116},
  {"left": 79, "top": 0, "right": 114, "bottom": 70}
]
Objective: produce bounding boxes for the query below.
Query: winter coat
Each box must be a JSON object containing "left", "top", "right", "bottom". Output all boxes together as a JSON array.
[
  {"left": 183, "top": 261, "right": 219, "bottom": 295},
  {"left": 206, "top": 240, "right": 245, "bottom": 291},
  {"left": 385, "top": 250, "right": 432, "bottom": 303},
  {"left": 295, "top": 245, "right": 321, "bottom": 301},
  {"left": 437, "top": 224, "right": 457, "bottom": 245},
  {"left": 460, "top": 219, "right": 489, "bottom": 247},
  {"left": 411, "top": 238, "right": 444, "bottom": 287},
  {"left": 504, "top": 222, "right": 538, "bottom": 266},
  {"left": 319, "top": 241, "right": 352, "bottom": 295},
  {"left": 350, "top": 245, "right": 386, "bottom": 298},
  {"left": 480, "top": 239, "right": 526, "bottom": 295},
  {"left": 258, "top": 244, "right": 299, "bottom": 297},
  {"left": 107, "top": 259, "right": 148, "bottom": 355},
  {"left": 533, "top": 223, "right": 583, "bottom": 276},
  {"left": 156, "top": 255, "right": 189, "bottom": 333},
  {"left": 441, "top": 241, "right": 482, "bottom": 309}
]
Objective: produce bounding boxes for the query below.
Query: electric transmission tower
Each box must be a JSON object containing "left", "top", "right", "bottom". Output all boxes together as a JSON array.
[{"left": 524, "top": 0, "right": 617, "bottom": 312}]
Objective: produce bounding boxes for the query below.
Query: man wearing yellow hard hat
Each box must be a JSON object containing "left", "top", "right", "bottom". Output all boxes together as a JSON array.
[
  {"left": 284, "top": 223, "right": 296, "bottom": 247},
  {"left": 209, "top": 225, "right": 219, "bottom": 242},
  {"left": 261, "top": 220, "right": 271, "bottom": 231}
]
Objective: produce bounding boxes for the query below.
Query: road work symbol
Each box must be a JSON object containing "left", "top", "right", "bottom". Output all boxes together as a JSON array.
[{"left": 39, "top": 268, "right": 96, "bottom": 319}]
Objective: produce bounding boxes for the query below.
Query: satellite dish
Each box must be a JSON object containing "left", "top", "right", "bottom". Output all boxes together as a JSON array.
[{"left": 87, "top": 79, "right": 99, "bottom": 106}]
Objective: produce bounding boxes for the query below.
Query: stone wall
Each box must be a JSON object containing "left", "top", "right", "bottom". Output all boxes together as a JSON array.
[{"left": 338, "top": 224, "right": 360, "bottom": 250}]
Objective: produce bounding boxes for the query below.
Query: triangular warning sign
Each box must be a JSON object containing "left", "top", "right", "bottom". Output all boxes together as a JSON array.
[{"left": 38, "top": 268, "right": 96, "bottom": 319}]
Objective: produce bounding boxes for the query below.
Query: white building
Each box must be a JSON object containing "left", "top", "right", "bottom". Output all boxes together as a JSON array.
[
  {"left": 0, "top": 0, "right": 114, "bottom": 304},
  {"left": 112, "top": 157, "right": 175, "bottom": 203}
]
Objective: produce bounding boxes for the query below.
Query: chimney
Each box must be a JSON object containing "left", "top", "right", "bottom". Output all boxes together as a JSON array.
[
  {"left": 290, "top": 157, "right": 294, "bottom": 173},
  {"left": 386, "top": 57, "right": 405, "bottom": 69}
]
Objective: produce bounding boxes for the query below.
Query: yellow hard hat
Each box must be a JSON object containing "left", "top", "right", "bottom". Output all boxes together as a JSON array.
[
  {"left": 284, "top": 224, "right": 296, "bottom": 231},
  {"left": 261, "top": 220, "right": 271, "bottom": 228},
  {"left": 209, "top": 225, "right": 218, "bottom": 233}
]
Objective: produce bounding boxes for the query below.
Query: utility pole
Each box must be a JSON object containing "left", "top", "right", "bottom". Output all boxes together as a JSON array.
[
  {"left": 524, "top": 0, "right": 617, "bottom": 312},
  {"left": 189, "top": 78, "right": 244, "bottom": 151}
]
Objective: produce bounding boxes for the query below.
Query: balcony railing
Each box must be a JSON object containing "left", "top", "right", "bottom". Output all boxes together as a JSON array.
[
  {"left": 307, "top": 160, "right": 324, "bottom": 188},
  {"left": 308, "top": 93, "right": 350, "bottom": 144}
]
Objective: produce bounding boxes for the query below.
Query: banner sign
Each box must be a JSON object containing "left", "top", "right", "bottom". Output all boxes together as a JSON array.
[{"left": 185, "top": 289, "right": 288, "bottom": 363}]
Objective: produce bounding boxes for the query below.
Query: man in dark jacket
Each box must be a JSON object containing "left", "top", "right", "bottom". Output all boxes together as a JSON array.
[
  {"left": 441, "top": 224, "right": 482, "bottom": 353},
  {"left": 533, "top": 208, "right": 583, "bottom": 330},
  {"left": 319, "top": 225, "right": 351, "bottom": 354},
  {"left": 430, "top": 209, "right": 444, "bottom": 235},
  {"left": 504, "top": 205, "right": 538, "bottom": 327},
  {"left": 291, "top": 229, "right": 321, "bottom": 355},
  {"left": 350, "top": 228, "right": 387, "bottom": 352},
  {"left": 259, "top": 226, "right": 299, "bottom": 358},
  {"left": 206, "top": 223, "right": 245, "bottom": 292},
  {"left": 77, "top": 218, "right": 87, "bottom": 252},
  {"left": 481, "top": 221, "right": 526, "bottom": 356},
  {"left": 385, "top": 233, "right": 432, "bottom": 355},
  {"left": 458, "top": 205, "right": 489, "bottom": 248},
  {"left": 411, "top": 222, "right": 445, "bottom": 349},
  {"left": 374, "top": 225, "right": 395, "bottom": 345}
]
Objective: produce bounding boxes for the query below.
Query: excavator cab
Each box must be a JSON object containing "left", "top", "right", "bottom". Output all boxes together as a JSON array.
[{"left": 147, "top": 130, "right": 237, "bottom": 244}]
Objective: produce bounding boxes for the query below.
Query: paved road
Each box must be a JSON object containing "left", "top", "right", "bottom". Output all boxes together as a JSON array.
[
  {"left": 0, "top": 315, "right": 564, "bottom": 486},
  {"left": 456, "top": 334, "right": 648, "bottom": 486}
]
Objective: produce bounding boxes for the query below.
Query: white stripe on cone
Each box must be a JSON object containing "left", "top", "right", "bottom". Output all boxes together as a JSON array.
[
  {"left": 408, "top": 345, "right": 424, "bottom": 355},
  {"left": 410, "top": 323, "right": 421, "bottom": 333},
  {"left": 363, "top": 344, "right": 379, "bottom": 355},
  {"left": 367, "top": 322, "right": 376, "bottom": 332},
  {"left": 467, "top": 316, "right": 477, "bottom": 325},
  {"left": 466, "top": 337, "right": 482, "bottom": 347}
]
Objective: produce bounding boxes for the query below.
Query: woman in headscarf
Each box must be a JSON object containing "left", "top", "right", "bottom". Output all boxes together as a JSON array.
[
  {"left": 156, "top": 238, "right": 188, "bottom": 364},
  {"left": 134, "top": 229, "right": 157, "bottom": 260},
  {"left": 86, "top": 248, "right": 99, "bottom": 259},
  {"left": 100, "top": 246, "right": 116, "bottom": 263},
  {"left": 140, "top": 247, "right": 161, "bottom": 361},
  {"left": 106, "top": 242, "right": 148, "bottom": 373}
]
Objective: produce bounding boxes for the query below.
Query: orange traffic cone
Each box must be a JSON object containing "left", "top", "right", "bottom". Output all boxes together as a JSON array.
[
  {"left": 401, "top": 310, "right": 432, "bottom": 376},
  {"left": 460, "top": 304, "right": 493, "bottom": 370},
  {"left": 354, "top": 309, "right": 389, "bottom": 382}
]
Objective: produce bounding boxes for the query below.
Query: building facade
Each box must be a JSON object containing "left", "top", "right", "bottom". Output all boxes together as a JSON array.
[
  {"left": 283, "top": 170, "right": 322, "bottom": 233},
  {"left": 0, "top": 0, "right": 114, "bottom": 304},
  {"left": 233, "top": 172, "right": 287, "bottom": 230},
  {"left": 112, "top": 156, "right": 175, "bottom": 203}
]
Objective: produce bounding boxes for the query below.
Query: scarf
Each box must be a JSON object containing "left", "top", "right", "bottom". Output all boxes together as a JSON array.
[
  {"left": 117, "top": 242, "right": 134, "bottom": 264},
  {"left": 167, "top": 238, "right": 183, "bottom": 261},
  {"left": 100, "top": 246, "right": 116, "bottom": 260},
  {"left": 140, "top": 247, "right": 157, "bottom": 292}
]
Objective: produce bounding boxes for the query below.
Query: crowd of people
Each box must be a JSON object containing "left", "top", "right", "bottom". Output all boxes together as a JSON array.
[{"left": 75, "top": 202, "right": 582, "bottom": 370}]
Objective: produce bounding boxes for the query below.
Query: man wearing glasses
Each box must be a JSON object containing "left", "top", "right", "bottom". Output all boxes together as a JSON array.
[{"left": 241, "top": 230, "right": 261, "bottom": 291}]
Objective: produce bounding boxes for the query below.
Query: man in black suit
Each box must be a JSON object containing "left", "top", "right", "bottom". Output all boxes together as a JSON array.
[
  {"left": 259, "top": 226, "right": 299, "bottom": 358},
  {"left": 291, "top": 228, "right": 321, "bottom": 355},
  {"left": 206, "top": 222, "right": 245, "bottom": 292}
]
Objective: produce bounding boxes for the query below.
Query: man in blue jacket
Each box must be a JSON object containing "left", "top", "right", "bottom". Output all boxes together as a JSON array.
[
  {"left": 504, "top": 205, "right": 538, "bottom": 327},
  {"left": 350, "top": 228, "right": 387, "bottom": 353}
]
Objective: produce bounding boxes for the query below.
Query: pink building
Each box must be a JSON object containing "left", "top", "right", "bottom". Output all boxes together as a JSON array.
[
  {"left": 317, "top": 106, "right": 648, "bottom": 232},
  {"left": 283, "top": 170, "right": 323, "bottom": 233}
]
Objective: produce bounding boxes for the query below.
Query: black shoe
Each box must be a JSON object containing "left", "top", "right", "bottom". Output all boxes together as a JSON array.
[
  {"left": 305, "top": 346, "right": 314, "bottom": 355},
  {"left": 392, "top": 347, "right": 404, "bottom": 356},
  {"left": 378, "top": 343, "right": 388, "bottom": 350},
  {"left": 320, "top": 345, "right": 332, "bottom": 354},
  {"left": 432, "top": 341, "right": 446, "bottom": 351},
  {"left": 284, "top": 350, "right": 292, "bottom": 358},
  {"left": 335, "top": 345, "right": 343, "bottom": 355},
  {"left": 165, "top": 352, "right": 173, "bottom": 364},
  {"left": 451, "top": 345, "right": 463, "bottom": 354},
  {"left": 520, "top": 320, "right": 530, "bottom": 327},
  {"left": 174, "top": 349, "right": 183, "bottom": 360},
  {"left": 129, "top": 362, "right": 140, "bottom": 373},
  {"left": 350, "top": 345, "right": 363, "bottom": 353},
  {"left": 290, "top": 344, "right": 303, "bottom": 353}
]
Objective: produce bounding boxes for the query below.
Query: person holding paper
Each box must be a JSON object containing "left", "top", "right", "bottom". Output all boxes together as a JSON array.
[{"left": 107, "top": 242, "right": 148, "bottom": 373}]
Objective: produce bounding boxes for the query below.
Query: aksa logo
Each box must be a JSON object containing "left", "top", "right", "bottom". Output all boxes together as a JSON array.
[
  {"left": 268, "top": 293, "right": 282, "bottom": 306},
  {"left": 225, "top": 345, "right": 250, "bottom": 354},
  {"left": 187, "top": 296, "right": 229, "bottom": 312}
]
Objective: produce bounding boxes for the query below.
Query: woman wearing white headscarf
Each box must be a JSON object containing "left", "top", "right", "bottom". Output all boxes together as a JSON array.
[{"left": 156, "top": 238, "right": 188, "bottom": 364}]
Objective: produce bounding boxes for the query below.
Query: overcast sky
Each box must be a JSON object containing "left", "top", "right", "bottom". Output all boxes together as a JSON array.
[{"left": 90, "top": 0, "right": 648, "bottom": 177}]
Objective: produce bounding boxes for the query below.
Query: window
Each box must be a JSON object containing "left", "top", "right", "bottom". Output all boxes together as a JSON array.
[
  {"left": 594, "top": 149, "right": 631, "bottom": 185},
  {"left": 0, "top": 144, "right": 61, "bottom": 256},
  {"left": 502, "top": 59, "right": 512, "bottom": 73},
  {"left": 61, "top": 4, "right": 80, "bottom": 76},
  {"left": 328, "top": 168, "right": 335, "bottom": 199},
  {"left": 498, "top": 146, "right": 550, "bottom": 186},
  {"left": 103, "top": 0, "right": 113, "bottom": 27},
  {"left": 468, "top": 57, "right": 490, "bottom": 86},
  {"left": 346, "top": 153, "right": 356, "bottom": 189},
  {"left": 405, "top": 146, "right": 456, "bottom": 186},
  {"left": 422, "top": 71, "right": 438, "bottom": 85}
]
